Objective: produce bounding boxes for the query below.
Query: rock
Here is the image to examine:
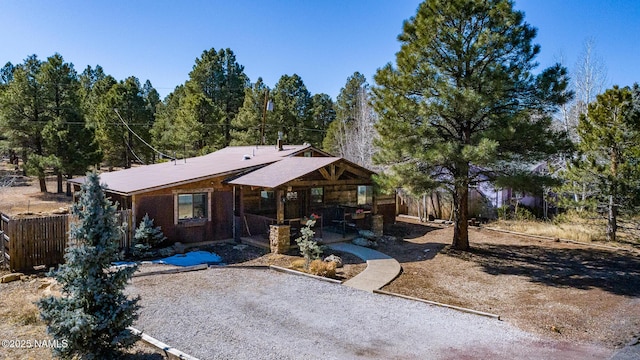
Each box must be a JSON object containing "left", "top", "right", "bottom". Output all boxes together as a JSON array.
[
  {"left": 1, "top": 273, "right": 24, "bottom": 283},
  {"left": 173, "top": 242, "right": 186, "bottom": 254},
  {"left": 358, "top": 230, "right": 376, "bottom": 240},
  {"left": 380, "top": 235, "right": 397, "bottom": 243},
  {"left": 352, "top": 237, "right": 377, "bottom": 248},
  {"left": 352, "top": 237, "right": 372, "bottom": 247},
  {"left": 233, "top": 244, "right": 248, "bottom": 251},
  {"left": 158, "top": 247, "right": 176, "bottom": 257},
  {"left": 324, "top": 254, "right": 343, "bottom": 268}
]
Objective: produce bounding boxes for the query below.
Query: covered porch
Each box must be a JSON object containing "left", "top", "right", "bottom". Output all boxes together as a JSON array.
[{"left": 227, "top": 157, "right": 382, "bottom": 252}]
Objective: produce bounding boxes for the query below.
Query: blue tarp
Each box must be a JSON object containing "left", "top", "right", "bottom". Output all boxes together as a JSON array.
[
  {"left": 154, "top": 251, "right": 223, "bottom": 267},
  {"left": 112, "top": 251, "right": 223, "bottom": 267}
]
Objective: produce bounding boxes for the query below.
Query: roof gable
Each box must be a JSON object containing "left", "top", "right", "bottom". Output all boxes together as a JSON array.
[{"left": 228, "top": 157, "right": 374, "bottom": 189}]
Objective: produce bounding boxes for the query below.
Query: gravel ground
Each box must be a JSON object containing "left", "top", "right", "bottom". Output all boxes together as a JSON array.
[{"left": 126, "top": 268, "right": 612, "bottom": 360}]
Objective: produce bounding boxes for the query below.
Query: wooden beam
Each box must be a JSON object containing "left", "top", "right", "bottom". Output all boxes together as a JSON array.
[
  {"left": 334, "top": 166, "right": 346, "bottom": 180},
  {"left": 330, "top": 165, "right": 336, "bottom": 180},
  {"left": 318, "top": 167, "right": 331, "bottom": 181},
  {"left": 338, "top": 162, "right": 372, "bottom": 179},
  {"left": 276, "top": 190, "right": 285, "bottom": 224},
  {"left": 292, "top": 179, "right": 372, "bottom": 187}
]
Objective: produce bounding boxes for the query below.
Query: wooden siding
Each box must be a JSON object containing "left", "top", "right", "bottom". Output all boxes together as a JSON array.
[{"left": 0, "top": 211, "right": 132, "bottom": 272}]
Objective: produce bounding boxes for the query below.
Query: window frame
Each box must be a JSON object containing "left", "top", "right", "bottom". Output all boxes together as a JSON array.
[
  {"left": 310, "top": 187, "right": 324, "bottom": 204},
  {"left": 173, "top": 189, "right": 213, "bottom": 225},
  {"left": 357, "top": 185, "right": 373, "bottom": 206}
]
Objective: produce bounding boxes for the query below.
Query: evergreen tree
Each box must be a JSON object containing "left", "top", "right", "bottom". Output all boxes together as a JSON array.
[
  {"left": 94, "top": 77, "right": 154, "bottom": 168},
  {"left": 131, "top": 213, "right": 167, "bottom": 258},
  {"left": 373, "top": 0, "right": 571, "bottom": 250},
  {"left": 308, "top": 93, "right": 335, "bottom": 147},
  {"left": 151, "top": 85, "right": 187, "bottom": 156},
  {"left": 40, "top": 54, "right": 101, "bottom": 194},
  {"left": 567, "top": 85, "right": 640, "bottom": 241},
  {"left": 187, "top": 48, "right": 249, "bottom": 148},
  {"left": 270, "top": 74, "right": 312, "bottom": 144},
  {"left": 38, "top": 172, "right": 140, "bottom": 359},
  {"left": 0, "top": 55, "right": 50, "bottom": 190},
  {"left": 230, "top": 78, "right": 269, "bottom": 145}
]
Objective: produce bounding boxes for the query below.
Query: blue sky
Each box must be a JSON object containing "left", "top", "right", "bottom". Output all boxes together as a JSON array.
[{"left": 2, "top": 1, "right": 638, "bottom": 100}]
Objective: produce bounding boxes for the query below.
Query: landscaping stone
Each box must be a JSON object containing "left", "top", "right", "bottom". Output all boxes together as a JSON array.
[
  {"left": 352, "top": 237, "right": 376, "bottom": 248},
  {"left": 372, "top": 215, "right": 384, "bottom": 237},
  {"left": 158, "top": 247, "right": 175, "bottom": 257},
  {"left": 1, "top": 273, "right": 24, "bottom": 283},
  {"left": 358, "top": 229, "right": 376, "bottom": 240},
  {"left": 324, "top": 254, "right": 343, "bottom": 268},
  {"left": 173, "top": 242, "right": 186, "bottom": 254}
]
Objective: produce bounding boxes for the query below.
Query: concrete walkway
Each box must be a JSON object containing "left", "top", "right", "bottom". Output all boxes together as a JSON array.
[{"left": 328, "top": 242, "right": 402, "bottom": 292}]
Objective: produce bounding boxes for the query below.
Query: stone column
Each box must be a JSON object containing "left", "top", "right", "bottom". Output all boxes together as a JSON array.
[
  {"left": 372, "top": 215, "right": 384, "bottom": 237},
  {"left": 269, "top": 225, "right": 290, "bottom": 254}
]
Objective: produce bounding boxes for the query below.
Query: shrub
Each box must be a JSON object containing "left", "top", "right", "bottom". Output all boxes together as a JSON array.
[
  {"left": 309, "top": 259, "right": 336, "bottom": 278},
  {"left": 290, "top": 259, "right": 306, "bottom": 270},
  {"left": 294, "top": 219, "right": 324, "bottom": 270},
  {"left": 131, "top": 213, "right": 167, "bottom": 258}
]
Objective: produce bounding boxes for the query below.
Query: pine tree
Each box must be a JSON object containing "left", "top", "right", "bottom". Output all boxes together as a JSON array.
[
  {"left": 308, "top": 93, "right": 335, "bottom": 147},
  {"left": 230, "top": 78, "right": 269, "bottom": 146},
  {"left": 373, "top": 0, "right": 571, "bottom": 250},
  {"left": 270, "top": 74, "right": 312, "bottom": 144},
  {"left": 38, "top": 172, "right": 140, "bottom": 359},
  {"left": 132, "top": 213, "right": 167, "bottom": 258},
  {"left": 187, "top": 48, "right": 249, "bottom": 148},
  {"left": 0, "top": 55, "right": 50, "bottom": 190},
  {"left": 568, "top": 85, "right": 640, "bottom": 241}
]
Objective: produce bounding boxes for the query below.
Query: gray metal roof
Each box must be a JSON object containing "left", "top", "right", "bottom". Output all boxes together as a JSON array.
[
  {"left": 228, "top": 157, "right": 341, "bottom": 188},
  {"left": 69, "top": 145, "right": 311, "bottom": 195}
]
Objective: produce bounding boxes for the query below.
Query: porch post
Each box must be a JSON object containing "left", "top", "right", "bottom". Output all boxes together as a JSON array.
[{"left": 276, "top": 189, "right": 285, "bottom": 225}]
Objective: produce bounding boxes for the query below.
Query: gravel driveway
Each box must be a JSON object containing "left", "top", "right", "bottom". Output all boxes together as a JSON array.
[{"left": 126, "top": 268, "right": 612, "bottom": 360}]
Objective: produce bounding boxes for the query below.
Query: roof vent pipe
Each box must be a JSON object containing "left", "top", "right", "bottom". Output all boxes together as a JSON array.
[{"left": 277, "top": 131, "right": 283, "bottom": 151}]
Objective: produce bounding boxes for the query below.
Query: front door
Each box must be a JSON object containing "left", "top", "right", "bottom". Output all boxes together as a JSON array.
[{"left": 285, "top": 189, "right": 307, "bottom": 219}]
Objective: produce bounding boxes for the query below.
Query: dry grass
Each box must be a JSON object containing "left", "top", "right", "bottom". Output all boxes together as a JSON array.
[
  {"left": 490, "top": 219, "right": 604, "bottom": 242},
  {"left": 308, "top": 259, "right": 337, "bottom": 278}
]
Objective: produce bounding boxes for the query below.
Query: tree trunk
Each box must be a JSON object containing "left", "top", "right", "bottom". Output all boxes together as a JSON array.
[
  {"left": 452, "top": 184, "right": 470, "bottom": 250},
  {"left": 65, "top": 174, "right": 73, "bottom": 197},
  {"left": 607, "top": 194, "right": 617, "bottom": 242},
  {"left": 38, "top": 175, "right": 47, "bottom": 193},
  {"left": 56, "top": 171, "right": 63, "bottom": 194}
]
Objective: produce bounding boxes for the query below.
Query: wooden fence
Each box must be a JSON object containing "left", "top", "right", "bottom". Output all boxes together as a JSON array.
[{"left": 0, "top": 210, "right": 132, "bottom": 272}]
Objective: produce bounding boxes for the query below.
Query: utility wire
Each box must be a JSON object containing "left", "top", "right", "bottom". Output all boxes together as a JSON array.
[{"left": 113, "top": 109, "right": 175, "bottom": 160}]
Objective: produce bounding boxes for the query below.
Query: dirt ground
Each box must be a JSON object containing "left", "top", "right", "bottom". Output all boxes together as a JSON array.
[
  {"left": 0, "top": 172, "right": 73, "bottom": 217},
  {"left": 380, "top": 218, "right": 640, "bottom": 350}
]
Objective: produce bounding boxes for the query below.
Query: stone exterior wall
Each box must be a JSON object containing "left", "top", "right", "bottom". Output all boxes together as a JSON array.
[
  {"left": 372, "top": 215, "right": 384, "bottom": 237},
  {"left": 269, "top": 225, "right": 290, "bottom": 254}
]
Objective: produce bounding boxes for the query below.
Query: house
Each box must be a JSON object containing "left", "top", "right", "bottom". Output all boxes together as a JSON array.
[{"left": 69, "top": 144, "right": 395, "bottom": 251}]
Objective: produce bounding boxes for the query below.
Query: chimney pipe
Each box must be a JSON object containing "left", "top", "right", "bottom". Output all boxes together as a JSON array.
[{"left": 277, "top": 131, "right": 283, "bottom": 151}]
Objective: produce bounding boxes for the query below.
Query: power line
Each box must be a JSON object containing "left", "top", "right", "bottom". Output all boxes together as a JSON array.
[{"left": 113, "top": 109, "right": 175, "bottom": 160}]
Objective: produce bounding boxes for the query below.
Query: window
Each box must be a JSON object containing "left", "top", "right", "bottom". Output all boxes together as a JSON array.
[
  {"left": 311, "top": 187, "right": 323, "bottom": 204},
  {"left": 260, "top": 190, "right": 276, "bottom": 213},
  {"left": 357, "top": 185, "right": 373, "bottom": 206},
  {"left": 178, "top": 193, "right": 207, "bottom": 221}
]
